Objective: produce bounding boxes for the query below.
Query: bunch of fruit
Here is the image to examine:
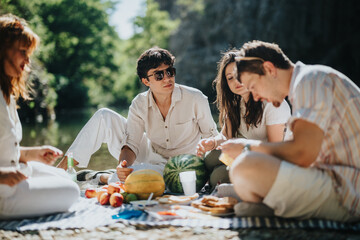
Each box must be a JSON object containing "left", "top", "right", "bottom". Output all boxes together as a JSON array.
[{"left": 84, "top": 182, "right": 138, "bottom": 207}]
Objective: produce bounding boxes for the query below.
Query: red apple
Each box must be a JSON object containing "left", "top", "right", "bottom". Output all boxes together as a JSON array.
[
  {"left": 99, "top": 192, "right": 110, "bottom": 205},
  {"left": 107, "top": 183, "right": 121, "bottom": 194},
  {"left": 109, "top": 192, "right": 124, "bottom": 207},
  {"left": 85, "top": 188, "right": 97, "bottom": 198},
  {"left": 96, "top": 189, "right": 107, "bottom": 202}
]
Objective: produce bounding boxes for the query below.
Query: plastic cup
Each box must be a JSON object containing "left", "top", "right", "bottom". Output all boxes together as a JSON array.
[{"left": 179, "top": 171, "right": 196, "bottom": 196}]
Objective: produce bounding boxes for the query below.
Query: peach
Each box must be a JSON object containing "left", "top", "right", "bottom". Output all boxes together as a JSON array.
[
  {"left": 109, "top": 192, "right": 124, "bottom": 207},
  {"left": 99, "top": 192, "right": 110, "bottom": 205},
  {"left": 107, "top": 183, "right": 121, "bottom": 195},
  {"left": 96, "top": 189, "right": 107, "bottom": 202},
  {"left": 85, "top": 188, "right": 97, "bottom": 198}
]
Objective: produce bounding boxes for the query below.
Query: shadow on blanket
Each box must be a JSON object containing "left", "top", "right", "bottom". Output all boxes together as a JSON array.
[{"left": 0, "top": 197, "right": 359, "bottom": 232}]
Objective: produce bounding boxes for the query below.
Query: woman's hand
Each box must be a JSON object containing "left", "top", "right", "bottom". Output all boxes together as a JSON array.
[
  {"left": 116, "top": 160, "right": 133, "bottom": 182},
  {"left": 196, "top": 138, "right": 216, "bottom": 157},
  {"left": 0, "top": 170, "right": 27, "bottom": 186},
  {"left": 20, "top": 146, "right": 63, "bottom": 166}
]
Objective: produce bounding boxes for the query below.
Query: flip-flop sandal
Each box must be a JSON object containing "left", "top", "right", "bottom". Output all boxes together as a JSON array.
[{"left": 76, "top": 169, "right": 116, "bottom": 182}]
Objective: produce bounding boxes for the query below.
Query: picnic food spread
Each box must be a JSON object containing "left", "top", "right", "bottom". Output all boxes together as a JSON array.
[
  {"left": 85, "top": 180, "right": 238, "bottom": 219},
  {"left": 84, "top": 154, "right": 238, "bottom": 219}
]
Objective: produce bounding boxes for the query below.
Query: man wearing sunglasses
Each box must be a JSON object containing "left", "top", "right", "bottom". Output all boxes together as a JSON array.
[
  {"left": 57, "top": 47, "right": 218, "bottom": 184},
  {"left": 219, "top": 40, "right": 360, "bottom": 222}
]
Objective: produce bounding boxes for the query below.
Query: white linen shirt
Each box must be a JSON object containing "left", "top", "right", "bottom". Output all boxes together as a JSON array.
[
  {"left": 126, "top": 84, "right": 218, "bottom": 160},
  {"left": 0, "top": 91, "right": 22, "bottom": 168},
  {"left": 288, "top": 61, "right": 360, "bottom": 216},
  {"left": 238, "top": 99, "right": 291, "bottom": 141}
]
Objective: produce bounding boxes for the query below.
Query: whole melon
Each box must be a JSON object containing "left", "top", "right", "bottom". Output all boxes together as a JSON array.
[
  {"left": 163, "top": 154, "right": 208, "bottom": 193},
  {"left": 124, "top": 169, "right": 165, "bottom": 200}
]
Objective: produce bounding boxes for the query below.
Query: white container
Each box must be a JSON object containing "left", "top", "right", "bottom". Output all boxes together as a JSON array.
[{"left": 179, "top": 171, "right": 196, "bottom": 196}]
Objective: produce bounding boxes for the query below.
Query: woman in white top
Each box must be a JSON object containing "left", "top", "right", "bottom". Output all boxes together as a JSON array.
[
  {"left": 56, "top": 47, "right": 218, "bottom": 183},
  {"left": 197, "top": 50, "right": 291, "bottom": 188},
  {"left": 0, "top": 14, "right": 79, "bottom": 219}
]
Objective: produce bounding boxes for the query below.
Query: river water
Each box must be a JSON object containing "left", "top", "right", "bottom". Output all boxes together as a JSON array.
[{"left": 20, "top": 108, "right": 124, "bottom": 171}]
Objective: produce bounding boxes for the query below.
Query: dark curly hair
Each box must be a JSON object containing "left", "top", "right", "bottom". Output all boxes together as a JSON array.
[
  {"left": 136, "top": 47, "right": 175, "bottom": 81},
  {"left": 235, "top": 40, "right": 292, "bottom": 79}
]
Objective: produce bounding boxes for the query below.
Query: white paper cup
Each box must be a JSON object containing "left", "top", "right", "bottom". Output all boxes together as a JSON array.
[{"left": 179, "top": 171, "right": 196, "bottom": 196}]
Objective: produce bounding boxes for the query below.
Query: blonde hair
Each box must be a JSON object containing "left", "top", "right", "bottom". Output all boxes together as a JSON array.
[{"left": 0, "top": 14, "right": 39, "bottom": 104}]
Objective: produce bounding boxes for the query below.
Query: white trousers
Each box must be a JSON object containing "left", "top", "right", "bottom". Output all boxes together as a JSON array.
[
  {"left": 0, "top": 162, "right": 79, "bottom": 219},
  {"left": 67, "top": 108, "right": 167, "bottom": 170}
]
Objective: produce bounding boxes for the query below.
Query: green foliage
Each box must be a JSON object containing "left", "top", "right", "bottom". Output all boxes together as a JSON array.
[
  {"left": 1, "top": 0, "right": 178, "bottom": 119},
  {"left": 6, "top": 0, "right": 357, "bottom": 122},
  {"left": 112, "top": 0, "right": 179, "bottom": 103},
  {"left": 132, "top": 0, "right": 179, "bottom": 49},
  {"left": 167, "top": 0, "right": 360, "bottom": 104},
  {"left": 1, "top": 0, "right": 123, "bottom": 114},
  {"left": 34, "top": 0, "right": 121, "bottom": 109}
]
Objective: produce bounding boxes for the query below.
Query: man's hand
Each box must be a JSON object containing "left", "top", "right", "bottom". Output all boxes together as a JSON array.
[
  {"left": 0, "top": 170, "right": 27, "bottom": 186},
  {"left": 116, "top": 160, "right": 133, "bottom": 182},
  {"left": 196, "top": 138, "right": 216, "bottom": 157},
  {"left": 219, "top": 138, "right": 261, "bottom": 160},
  {"left": 218, "top": 138, "right": 247, "bottom": 160}
]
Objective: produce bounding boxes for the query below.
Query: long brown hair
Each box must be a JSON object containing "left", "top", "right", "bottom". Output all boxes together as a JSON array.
[
  {"left": 0, "top": 14, "right": 39, "bottom": 104},
  {"left": 214, "top": 50, "right": 263, "bottom": 138}
]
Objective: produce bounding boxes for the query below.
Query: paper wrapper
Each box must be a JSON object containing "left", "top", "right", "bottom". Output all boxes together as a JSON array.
[{"left": 219, "top": 153, "right": 234, "bottom": 166}]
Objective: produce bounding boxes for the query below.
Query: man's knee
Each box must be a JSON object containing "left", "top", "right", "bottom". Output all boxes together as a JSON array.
[
  {"left": 95, "top": 108, "right": 126, "bottom": 124},
  {"left": 95, "top": 107, "right": 111, "bottom": 115},
  {"left": 229, "top": 152, "right": 260, "bottom": 183},
  {"left": 96, "top": 108, "right": 117, "bottom": 118}
]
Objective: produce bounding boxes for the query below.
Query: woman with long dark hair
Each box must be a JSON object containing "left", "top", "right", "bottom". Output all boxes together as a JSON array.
[{"left": 197, "top": 50, "right": 291, "bottom": 188}]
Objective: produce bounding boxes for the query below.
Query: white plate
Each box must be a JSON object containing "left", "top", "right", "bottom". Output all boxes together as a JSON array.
[
  {"left": 130, "top": 200, "right": 158, "bottom": 209},
  {"left": 205, "top": 210, "right": 234, "bottom": 217}
]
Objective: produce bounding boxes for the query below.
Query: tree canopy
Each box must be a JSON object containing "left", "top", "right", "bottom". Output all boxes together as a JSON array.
[{"left": 1, "top": 0, "right": 359, "bottom": 120}]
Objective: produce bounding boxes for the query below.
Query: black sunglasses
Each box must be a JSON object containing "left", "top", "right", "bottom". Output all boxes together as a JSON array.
[{"left": 146, "top": 67, "right": 176, "bottom": 81}]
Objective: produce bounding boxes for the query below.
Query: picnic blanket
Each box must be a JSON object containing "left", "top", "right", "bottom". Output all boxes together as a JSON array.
[{"left": 1, "top": 196, "right": 360, "bottom": 231}]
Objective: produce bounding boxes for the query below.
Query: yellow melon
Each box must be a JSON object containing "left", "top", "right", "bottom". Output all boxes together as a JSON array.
[{"left": 124, "top": 169, "right": 165, "bottom": 200}]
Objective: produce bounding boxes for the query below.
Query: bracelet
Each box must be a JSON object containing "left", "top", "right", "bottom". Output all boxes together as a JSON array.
[{"left": 242, "top": 143, "right": 251, "bottom": 153}]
